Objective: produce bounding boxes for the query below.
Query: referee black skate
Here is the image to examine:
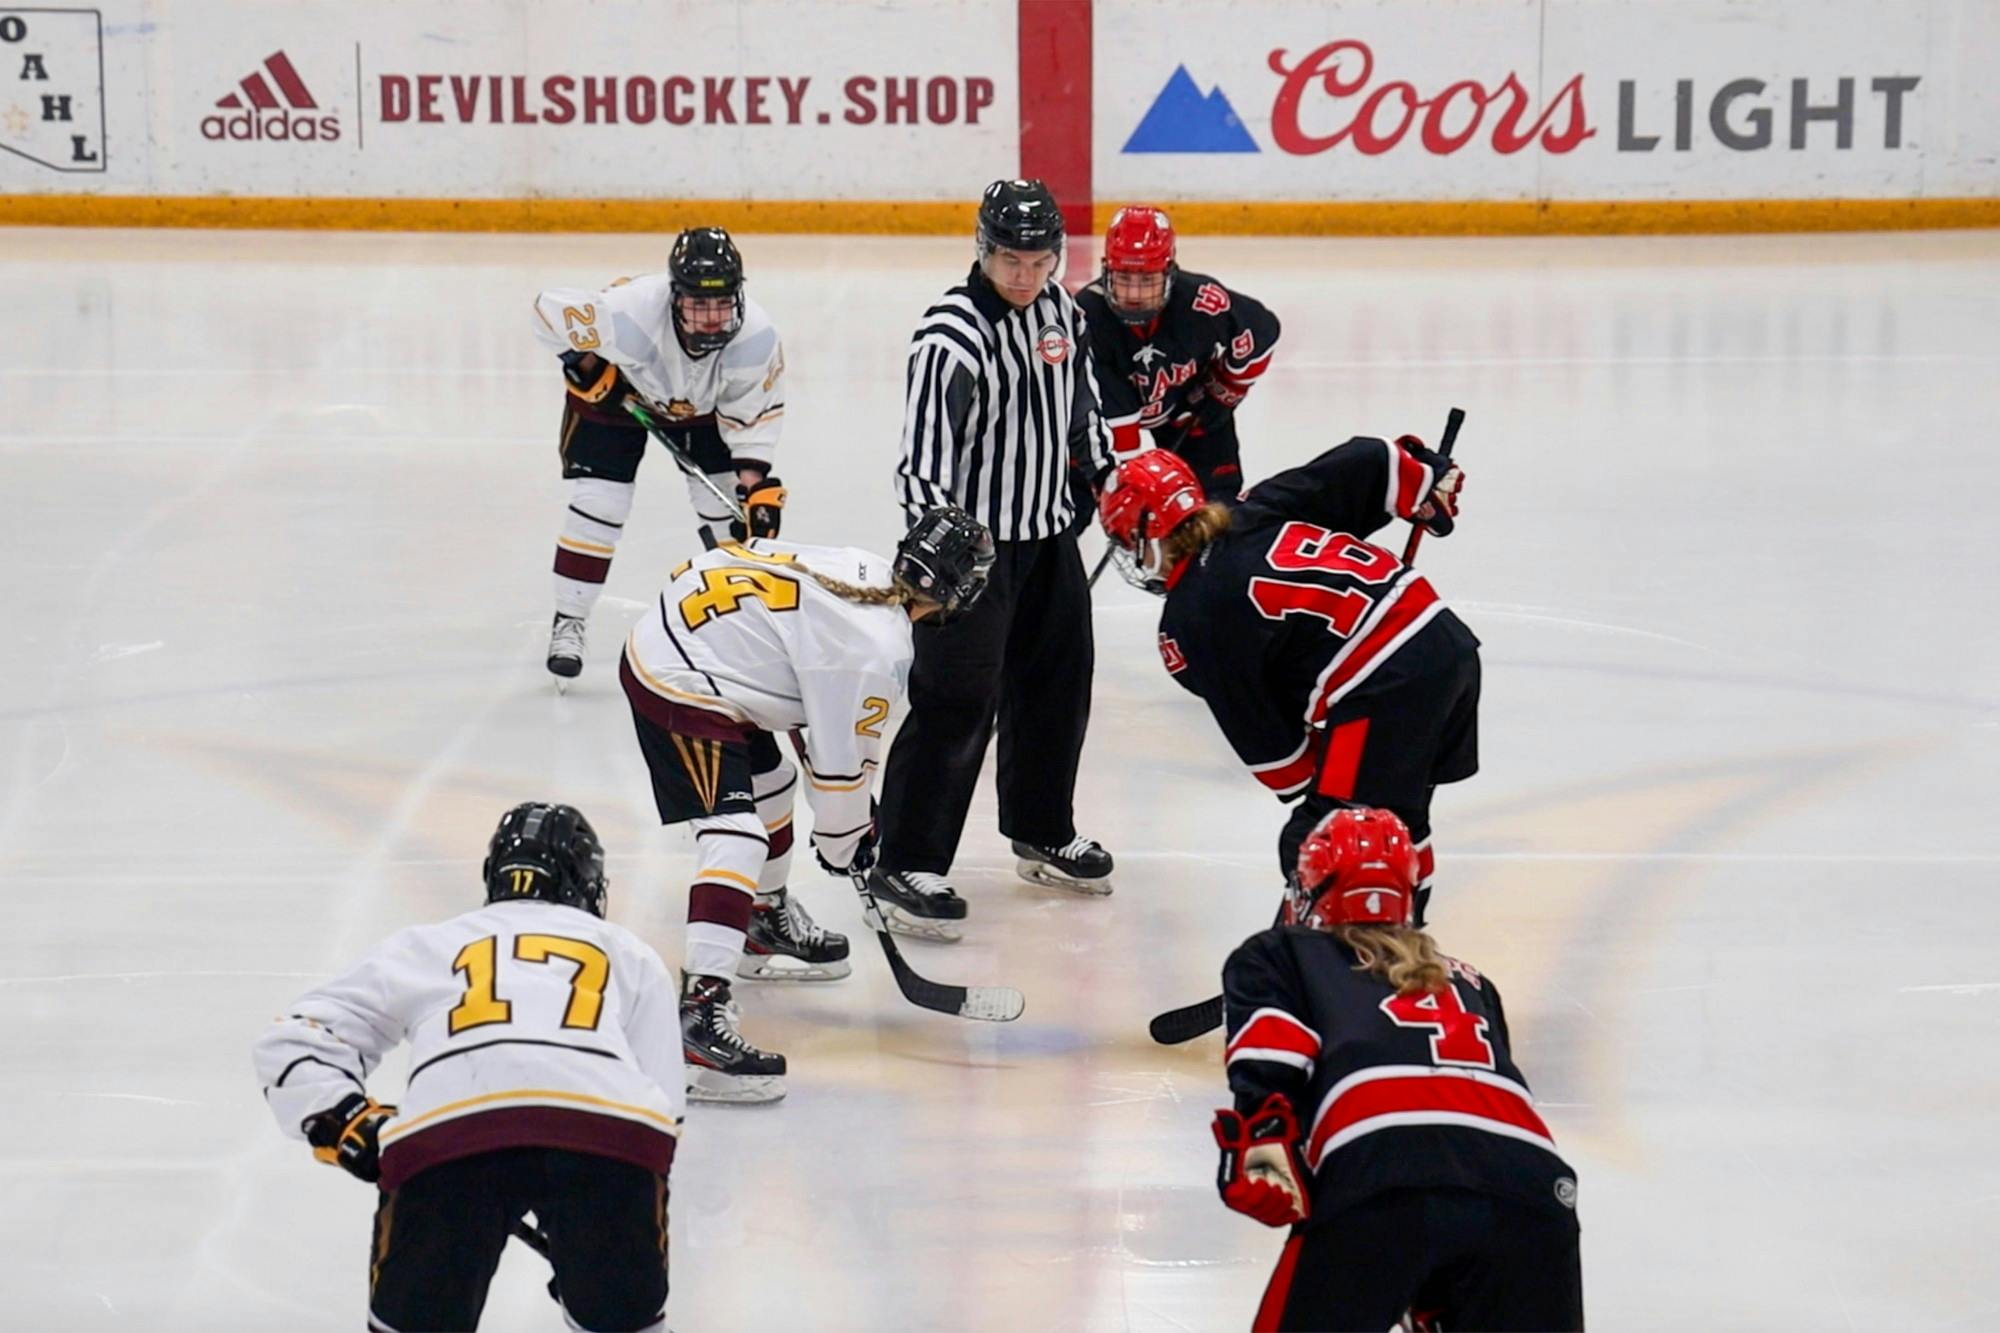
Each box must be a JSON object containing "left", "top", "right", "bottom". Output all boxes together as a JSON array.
[{"left": 870, "top": 178, "right": 1118, "bottom": 927}]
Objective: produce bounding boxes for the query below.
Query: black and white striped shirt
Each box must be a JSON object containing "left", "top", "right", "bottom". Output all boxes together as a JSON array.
[{"left": 897, "top": 265, "right": 1116, "bottom": 541}]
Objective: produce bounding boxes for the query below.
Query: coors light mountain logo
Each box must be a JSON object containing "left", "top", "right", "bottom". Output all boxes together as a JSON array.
[{"left": 202, "top": 51, "right": 340, "bottom": 142}]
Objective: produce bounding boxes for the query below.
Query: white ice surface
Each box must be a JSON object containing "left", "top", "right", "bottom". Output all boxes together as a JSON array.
[{"left": 2, "top": 227, "right": 1998, "bottom": 1331}]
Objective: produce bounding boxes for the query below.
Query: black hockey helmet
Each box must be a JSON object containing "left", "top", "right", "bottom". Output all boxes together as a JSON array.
[
  {"left": 483, "top": 802, "right": 608, "bottom": 918},
  {"left": 976, "top": 179, "right": 1064, "bottom": 257},
  {"left": 894, "top": 506, "right": 995, "bottom": 623},
  {"left": 668, "top": 226, "right": 745, "bottom": 357}
]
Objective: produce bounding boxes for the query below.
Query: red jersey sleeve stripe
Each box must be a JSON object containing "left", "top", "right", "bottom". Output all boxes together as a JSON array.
[
  {"left": 1226, "top": 1008, "right": 1322, "bottom": 1068},
  {"left": 1250, "top": 742, "right": 1316, "bottom": 796},
  {"left": 1216, "top": 347, "right": 1276, "bottom": 386}
]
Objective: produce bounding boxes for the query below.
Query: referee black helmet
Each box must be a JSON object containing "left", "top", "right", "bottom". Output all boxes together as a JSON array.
[{"left": 976, "top": 179, "right": 1064, "bottom": 257}]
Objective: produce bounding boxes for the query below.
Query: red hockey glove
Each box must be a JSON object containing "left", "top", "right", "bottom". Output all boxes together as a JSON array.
[
  {"left": 1397, "top": 434, "right": 1463, "bottom": 536},
  {"left": 303, "top": 1093, "right": 396, "bottom": 1183},
  {"left": 1211, "top": 1092, "right": 1310, "bottom": 1227}
]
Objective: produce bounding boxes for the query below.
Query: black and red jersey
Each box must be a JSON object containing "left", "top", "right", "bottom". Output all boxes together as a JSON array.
[
  {"left": 1075, "top": 270, "right": 1280, "bottom": 455},
  {"left": 1156, "top": 437, "right": 1464, "bottom": 799},
  {"left": 1223, "top": 925, "right": 1574, "bottom": 1224}
]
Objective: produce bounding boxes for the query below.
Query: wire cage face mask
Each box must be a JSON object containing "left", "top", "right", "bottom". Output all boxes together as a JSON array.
[{"left": 1110, "top": 534, "right": 1169, "bottom": 595}]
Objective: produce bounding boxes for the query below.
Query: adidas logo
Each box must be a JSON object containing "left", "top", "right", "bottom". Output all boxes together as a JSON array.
[{"left": 201, "top": 51, "right": 341, "bottom": 143}]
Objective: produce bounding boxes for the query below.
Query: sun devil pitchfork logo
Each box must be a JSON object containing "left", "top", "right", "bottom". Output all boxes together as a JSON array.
[{"left": 201, "top": 50, "right": 341, "bottom": 142}]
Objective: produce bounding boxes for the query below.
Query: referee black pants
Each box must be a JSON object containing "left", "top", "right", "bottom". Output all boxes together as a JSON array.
[{"left": 878, "top": 533, "right": 1093, "bottom": 874}]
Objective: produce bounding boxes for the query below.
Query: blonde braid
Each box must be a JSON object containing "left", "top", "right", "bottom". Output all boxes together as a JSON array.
[{"left": 793, "top": 564, "right": 919, "bottom": 609}]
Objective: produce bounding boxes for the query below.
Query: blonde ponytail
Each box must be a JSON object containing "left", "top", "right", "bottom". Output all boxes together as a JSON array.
[
  {"left": 1162, "top": 502, "right": 1232, "bottom": 569},
  {"left": 1334, "top": 924, "right": 1450, "bottom": 995}
]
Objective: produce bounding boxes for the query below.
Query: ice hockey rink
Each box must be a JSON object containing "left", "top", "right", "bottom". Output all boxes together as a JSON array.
[{"left": 3, "top": 224, "right": 1998, "bottom": 1331}]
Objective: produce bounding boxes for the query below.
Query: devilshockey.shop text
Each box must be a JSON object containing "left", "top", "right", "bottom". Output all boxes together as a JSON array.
[{"left": 376, "top": 73, "right": 994, "bottom": 127}]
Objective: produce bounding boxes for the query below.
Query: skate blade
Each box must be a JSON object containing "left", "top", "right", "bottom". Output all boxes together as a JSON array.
[
  {"left": 686, "top": 1068, "right": 786, "bottom": 1104},
  {"left": 879, "top": 903, "right": 963, "bottom": 944},
  {"left": 550, "top": 675, "right": 571, "bottom": 695},
  {"left": 735, "top": 953, "right": 853, "bottom": 982},
  {"left": 1016, "top": 858, "right": 1114, "bottom": 896}
]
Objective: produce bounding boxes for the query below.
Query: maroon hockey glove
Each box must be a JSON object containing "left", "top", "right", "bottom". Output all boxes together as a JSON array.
[
  {"left": 1212, "top": 1093, "right": 1310, "bottom": 1227},
  {"left": 303, "top": 1092, "right": 396, "bottom": 1184},
  {"left": 1397, "top": 434, "right": 1463, "bottom": 536}
]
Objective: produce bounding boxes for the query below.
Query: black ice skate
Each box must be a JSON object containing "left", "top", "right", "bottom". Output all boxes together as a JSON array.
[
  {"left": 865, "top": 867, "right": 967, "bottom": 943},
  {"left": 546, "top": 613, "right": 586, "bottom": 689},
  {"left": 681, "top": 974, "right": 786, "bottom": 1104},
  {"left": 737, "top": 887, "right": 851, "bottom": 982},
  {"left": 1012, "top": 836, "right": 1114, "bottom": 896}
]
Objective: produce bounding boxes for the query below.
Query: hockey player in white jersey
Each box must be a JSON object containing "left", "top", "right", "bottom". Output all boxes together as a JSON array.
[
  {"left": 533, "top": 226, "right": 788, "bottom": 682},
  {"left": 621, "top": 507, "right": 995, "bottom": 1103},
  {"left": 252, "top": 804, "right": 682, "bottom": 1332}
]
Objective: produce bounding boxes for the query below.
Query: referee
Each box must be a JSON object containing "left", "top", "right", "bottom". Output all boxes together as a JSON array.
[{"left": 867, "top": 179, "right": 1118, "bottom": 929}]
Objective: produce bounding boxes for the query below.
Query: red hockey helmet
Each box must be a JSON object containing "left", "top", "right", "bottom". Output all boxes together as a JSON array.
[
  {"left": 1289, "top": 808, "right": 1420, "bottom": 930},
  {"left": 1098, "top": 450, "right": 1206, "bottom": 593},
  {"left": 1100, "top": 450, "right": 1203, "bottom": 546},
  {"left": 1101, "top": 205, "right": 1177, "bottom": 322}
]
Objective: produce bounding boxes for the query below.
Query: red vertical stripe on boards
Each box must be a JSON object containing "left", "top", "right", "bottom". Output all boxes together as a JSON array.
[{"left": 1018, "top": 0, "right": 1093, "bottom": 286}]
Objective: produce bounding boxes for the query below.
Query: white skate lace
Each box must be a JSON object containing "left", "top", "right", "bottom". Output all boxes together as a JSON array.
[
  {"left": 712, "top": 996, "right": 764, "bottom": 1055},
  {"left": 902, "top": 871, "right": 958, "bottom": 901},
  {"left": 1048, "top": 836, "right": 1100, "bottom": 860},
  {"left": 780, "top": 893, "right": 826, "bottom": 946},
  {"left": 550, "top": 615, "right": 586, "bottom": 654}
]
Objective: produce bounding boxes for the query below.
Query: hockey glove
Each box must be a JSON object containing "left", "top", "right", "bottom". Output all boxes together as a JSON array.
[
  {"left": 303, "top": 1092, "right": 396, "bottom": 1184},
  {"left": 816, "top": 828, "right": 877, "bottom": 878},
  {"left": 1212, "top": 1092, "right": 1310, "bottom": 1227},
  {"left": 732, "top": 475, "right": 786, "bottom": 542},
  {"left": 560, "top": 350, "right": 629, "bottom": 407},
  {"left": 1397, "top": 434, "right": 1463, "bottom": 537}
]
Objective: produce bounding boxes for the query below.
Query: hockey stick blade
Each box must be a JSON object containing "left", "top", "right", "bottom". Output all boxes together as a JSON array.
[
  {"left": 1149, "top": 994, "right": 1224, "bottom": 1045},
  {"left": 851, "top": 874, "right": 1025, "bottom": 1022}
]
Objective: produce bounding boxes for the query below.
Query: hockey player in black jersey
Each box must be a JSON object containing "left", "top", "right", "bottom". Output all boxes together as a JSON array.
[
  {"left": 1099, "top": 436, "right": 1470, "bottom": 921},
  {"left": 1076, "top": 205, "right": 1280, "bottom": 500},
  {"left": 1215, "top": 806, "right": 1582, "bottom": 1331}
]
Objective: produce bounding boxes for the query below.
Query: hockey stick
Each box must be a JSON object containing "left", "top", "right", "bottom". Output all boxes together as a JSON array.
[
  {"left": 1148, "top": 409, "right": 1467, "bottom": 1046},
  {"left": 1400, "top": 406, "right": 1465, "bottom": 565},
  {"left": 508, "top": 1219, "right": 564, "bottom": 1305},
  {"left": 1149, "top": 994, "right": 1225, "bottom": 1045},
  {"left": 849, "top": 871, "right": 1026, "bottom": 1022},
  {"left": 622, "top": 398, "right": 750, "bottom": 527},
  {"left": 1086, "top": 543, "right": 1117, "bottom": 588}
]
